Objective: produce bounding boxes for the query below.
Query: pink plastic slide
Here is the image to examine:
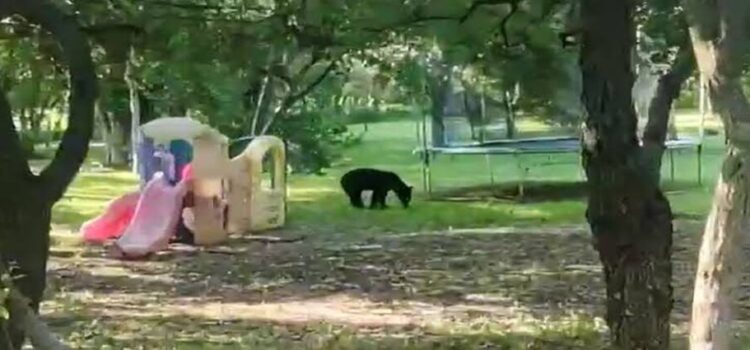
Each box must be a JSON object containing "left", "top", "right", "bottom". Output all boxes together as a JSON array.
[
  {"left": 112, "top": 173, "right": 187, "bottom": 258},
  {"left": 81, "top": 164, "right": 195, "bottom": 250},
  {"left": 181, "top": 163, "right": 193, "bottom": 181},
  {"left": 81, "top": 192, "right": 140, "bottom": 244}
]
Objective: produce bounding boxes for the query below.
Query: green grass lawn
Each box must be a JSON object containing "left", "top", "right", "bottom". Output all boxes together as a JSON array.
[
  {"left": 53, "top": 109, "right": 722, "bottom": 236},
  {"left": 285, "top": 110, "right": 721, "bottom": 237},
  {"left": 44, "top": 110, "right": 733, "bottom": 349}
]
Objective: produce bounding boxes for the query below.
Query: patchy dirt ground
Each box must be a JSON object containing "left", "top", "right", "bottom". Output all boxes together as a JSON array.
[{"left": 41, "top": 220, "right": 750, "bottom": 349}]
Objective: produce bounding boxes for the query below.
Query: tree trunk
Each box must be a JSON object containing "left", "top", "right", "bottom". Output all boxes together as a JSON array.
[
  {"left": 427, "top": 66, "right": 450, "bottom": 147},
  {"left": 580, "top": 0, "right": 674, "bottom": 348},
  {"left": 0, "top": 183, "right": 53, "bottom": 349},
  {"left": 91, "top": 27, "right": 137, "bottom": 168},
  {"left": 28, "top": 109, "right": 41, "bottom": 135},
  {"left": 430, "top": 88, "right": 446, "bottom": 146},
  {"left": 18, "top": 109, "right": 28, "bottom": 131},
  {"left": 138, "top": 91, "right": 156, "bottom": 125},
  {"left": 463, "top": 89, "right": 483, "bottom": 141},
  {"left": 479, "top": 93, "right": 486, "bottom": 142},
  {"left": 126, "top": 51, "right": 140, "bottom": 173},
  {"left": 101, "top": 110, "right": 129, "bottom": 166},
  {"left": 100, "top": 62, "right": 131, "bottom": 167},
  {"left": 503, "top": 89, "right": 516, "bottom": 139},
  {"left": 0, "top": 0, "right": 97, "bottom": 348},
  {"left": 641, "top": 42, "right": 695, "bottom": 184},
  {"left": 684, "top": 0, "right": 750, "bottom": 348}
]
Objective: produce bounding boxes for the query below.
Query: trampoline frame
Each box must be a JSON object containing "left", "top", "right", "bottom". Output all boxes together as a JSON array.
[{"left": 414, "top": 135, "right": 703, "bottom": 197}]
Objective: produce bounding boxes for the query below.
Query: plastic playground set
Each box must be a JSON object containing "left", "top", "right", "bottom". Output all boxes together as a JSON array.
[{"left": 79, "top": 117, "right": 287, "bottom": 259}]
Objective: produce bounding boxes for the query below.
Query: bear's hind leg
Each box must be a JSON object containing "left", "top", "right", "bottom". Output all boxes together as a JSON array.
[
  {"left": 347, "top": 189, "right": 364, "bottom": 208},
  {"left": 370, "top": 189, "right": 387, "bottom": 209}
]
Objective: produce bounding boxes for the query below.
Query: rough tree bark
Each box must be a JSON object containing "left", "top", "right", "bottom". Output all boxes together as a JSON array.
[
  {"left": 684, "top": 0, "right": 750, "bottom": 348},
  {"left": 0, "top": 262, "right": 69, "bottom": 350},
  {"left": 0, "top": 0, "right": 97, "bottom": 348},
  {"left": 580, "top": 0, "right": 674, "bottom": 348},
  {"left": 641, "top": 41, "right": 695, "bottom": 184}
]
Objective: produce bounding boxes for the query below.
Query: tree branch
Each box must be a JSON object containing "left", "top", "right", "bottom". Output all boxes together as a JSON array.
[
  {"left": 7, "top": 0, "right": 98, "bottom": 202},
  {"left": 460, "top": 0, "right": 516, "bottom": 23},
  {"left": 145, "top": 0, "right": 270, "bottom": 13},
  {"left": 258, "top": 67, "right": 293, "bottom": 88},
  {"left": 498, "top": 0, "right": 520, "bottom": 47},
  {"left": 286, "top": 60, "right": 337, "bottom": 110},
  {"left": 260, "top": 59, "right": 337, "bottom": 134},
  {"left": 362, "top": 0, "right": 515, "bottom": 32},
  {"left": 140, "top": 13, "right": 279, "bottom": 24},
  {"left": 6, "top": 288, "right": 69, "bottom": 350},
  {"left": 640, "top": 40, "right": 695, "bottom": 186},
  {"left": 643, "top": 43, "right": 695, "bottom": 147},
  {"left": 297, "top": 54, "right": 322, "bottom": 79}
]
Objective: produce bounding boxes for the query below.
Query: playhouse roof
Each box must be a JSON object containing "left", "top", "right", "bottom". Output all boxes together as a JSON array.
[{"left": 140, "top": 117, "right": 226, "bottom": 144}]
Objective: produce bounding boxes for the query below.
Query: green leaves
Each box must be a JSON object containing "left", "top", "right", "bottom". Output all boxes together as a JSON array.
[{"left": 0, "top": 0, "right": 587, "bottom": 171}]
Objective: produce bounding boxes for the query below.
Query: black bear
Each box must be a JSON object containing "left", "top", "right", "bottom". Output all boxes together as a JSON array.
[{"left": 340, "top": 168, "right": 413, "bottom": 209}]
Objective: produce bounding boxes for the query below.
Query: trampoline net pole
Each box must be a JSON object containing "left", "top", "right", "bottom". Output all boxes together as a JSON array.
[
  {"left": 697, "top": 144, "right": 703, "bottom": 185},
  {"left": 670, "top": 149, "right": 675, "bottom": 182},
  {"left": 515, "top": 153, "right": 525, "bottom": 198},
  {"left": 698, "top": 74, "right": 708, "bottom": 186},
  {"left": 417, "top": 121, "right": 427, "bottom": 193},
  {"left": 428, "top": 161, "right": 433, "bottom": 194},
  {"left": 485, "top": 154, "right": 495, "bottom": 185},
  {"left": 420, "top": 112, "right": 433, "bottom": 195}
]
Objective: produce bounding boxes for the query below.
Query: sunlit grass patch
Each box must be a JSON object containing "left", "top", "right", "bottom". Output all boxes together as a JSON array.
[{"left": 52, "top": 169, "right": 137, "bottom": 231}]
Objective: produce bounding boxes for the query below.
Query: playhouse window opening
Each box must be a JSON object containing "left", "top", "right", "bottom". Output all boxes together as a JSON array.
[{"left": 261, "top": 152, "right": 276, "bottom": 189}]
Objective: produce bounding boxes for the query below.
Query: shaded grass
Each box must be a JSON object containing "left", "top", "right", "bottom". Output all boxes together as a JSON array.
[
  {"left": 46, "top": 314, "right": 607, "bottom": 350},
  {"left": 47, "top": 226, "right": 611, "bottom": 349},
  {"left": 44, "top": 221, "right": 750, "bottom": 349}
]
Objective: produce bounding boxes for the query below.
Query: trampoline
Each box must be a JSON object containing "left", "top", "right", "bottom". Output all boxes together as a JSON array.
[
  {"left": 410, "top": 75, "right": 709, "bottom": 197},
  {"left": 414, "top": 136, "right": 703, "bottom": 196}
]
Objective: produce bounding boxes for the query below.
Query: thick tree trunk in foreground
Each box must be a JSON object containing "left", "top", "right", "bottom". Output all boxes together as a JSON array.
[
  {"left": 0, "top": 0, "right": 97, "bottom": 348},
  {"left": 684, "top": 0, "right": 750, "bottom": 348},
  {"left": 580, "top": 0, "right": 673, "bottom": 348}
]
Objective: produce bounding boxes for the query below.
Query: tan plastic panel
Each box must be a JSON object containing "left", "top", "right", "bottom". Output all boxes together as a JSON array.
[
  {"left": 190, "top": 130, "right": 230, "bottom": 245},
  {"left": 226, "top": 136, "right": 286, "bottom": 233}
]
